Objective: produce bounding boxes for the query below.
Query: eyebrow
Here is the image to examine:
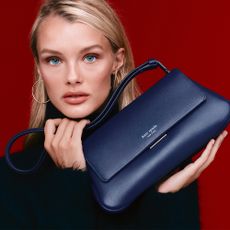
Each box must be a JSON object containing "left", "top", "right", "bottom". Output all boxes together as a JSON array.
[{"left": 40, "top": 45, "right": 104, "bottom": 55}]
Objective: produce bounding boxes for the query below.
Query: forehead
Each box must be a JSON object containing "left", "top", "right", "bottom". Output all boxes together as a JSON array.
[{"left": 36, "top": 15, "right": 111, "bottom": 52}]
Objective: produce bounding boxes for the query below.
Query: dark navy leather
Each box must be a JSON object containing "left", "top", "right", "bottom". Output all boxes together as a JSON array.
[
  {"left": 84, "top": 69, "right": 206, "bottom": 182},
  {"left": 82, "top": 65, "right": 230, "bottom": 213},
  {"left": 5, "top": 59, "right": 230, "bottom": 213}
]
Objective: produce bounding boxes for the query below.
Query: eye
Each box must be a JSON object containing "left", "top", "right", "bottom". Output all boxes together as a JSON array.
[
  {"left": 84, "top": 54, "right": 97, "bottom": 63},
  {"left": 47, "top": 57, "right": 61, "bottom": 65}
]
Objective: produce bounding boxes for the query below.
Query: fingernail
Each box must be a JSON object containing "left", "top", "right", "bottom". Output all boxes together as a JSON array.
[
  {"left": 223, "top": 130, "right": 228, "bottom": 137},
  {"left": 210, "top": 139, "right": 215, "bottom": 145}
]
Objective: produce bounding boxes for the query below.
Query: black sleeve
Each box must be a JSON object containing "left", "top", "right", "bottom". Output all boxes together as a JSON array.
[
  {"left": 136, "top": 181, "right": 200, "bottom": 229},
  {"left": 0, "top": 156, "right": 35, "bottom": 229}
]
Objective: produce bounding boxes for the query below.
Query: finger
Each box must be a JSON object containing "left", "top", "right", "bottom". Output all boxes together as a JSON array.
[
  {"left": 157, "top": 160, "right": 199, "bottom": 193},
  {"left": 187, "top": 138, "right": 215, "bottom": 172},
  {"left": 55, "top": 120, "right": 76, "bottom": 168},
  {"left": 53, "top": 118, "right": 76, "bottom": 167},
  {"left": 59, "top": 120, "right": 76, "bottom": 143},
  {"left": 71, "top": 119, "right": 90, "bottom": 143},
  {"left": 183, "top": 130, "right": 227, "bottom": 180},
  {"left": 209, "top": 130, "right": 228, "bottom": 157},
  {"left": 44, "top": 119, "right": 62, "bottom": 139},
  {"left": 157, "top": 131, "right": 228, "bottom": 193},
  {"left": 175, "top": 139, "right": 216, "bottom": 182},
  {"left": 157, "top": 139, "right": 214, "bottom": 193},
  {"left": 44, "top": 119, "right": 62, "bottom": 165},
  {"left": 196, "top": 130, "right": 228, "bottom": 175},
  {"left": 51, "top": 118, "right": 70, "bottom": 148},
  {"left": 44, "top": 118, "right": 62, "bottom": 150},
  {"left": 70, "top": 119, "right": 90, "bottom": 169}
]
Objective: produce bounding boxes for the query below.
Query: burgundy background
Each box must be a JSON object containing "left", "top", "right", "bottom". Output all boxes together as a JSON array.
[{"left": 0, "top": 0, "right": 229, "bottom": 229}]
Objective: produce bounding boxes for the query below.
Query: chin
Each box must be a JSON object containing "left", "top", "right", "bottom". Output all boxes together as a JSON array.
[
  {"left": 56, "top": 98, "right": 106, "bottom": 120},
  {"left": 63, "top": 110, "right": 90, "bottom": 120},
  {"left": 61, "top": 106, "right": 95, "bottom": 120}
]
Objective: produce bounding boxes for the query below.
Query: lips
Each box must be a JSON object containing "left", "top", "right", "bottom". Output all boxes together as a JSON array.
[{"left": 63, "top": 92, "right": 89, "bottom": 105}]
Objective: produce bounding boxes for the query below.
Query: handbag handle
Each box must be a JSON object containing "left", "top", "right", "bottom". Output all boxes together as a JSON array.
[
  {"left": 5, "top": 59, "right": 169, "bottom": 174},
  {"left": 87, "top": 59, "right": 169, "bottom": 130}
]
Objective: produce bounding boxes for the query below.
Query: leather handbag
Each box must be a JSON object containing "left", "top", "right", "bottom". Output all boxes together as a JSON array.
[{"left": 5, "top": 59, "right": 230, "bottom": 213}]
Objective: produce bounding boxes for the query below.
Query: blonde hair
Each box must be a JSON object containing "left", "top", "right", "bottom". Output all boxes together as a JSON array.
[{"left": 29, "top": 0, "right": 140, "bottom": 128}]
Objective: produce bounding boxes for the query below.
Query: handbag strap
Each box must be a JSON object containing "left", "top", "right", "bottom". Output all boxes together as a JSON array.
[{"left": 5, "top": 59, "right": 169, "bottom": 174}]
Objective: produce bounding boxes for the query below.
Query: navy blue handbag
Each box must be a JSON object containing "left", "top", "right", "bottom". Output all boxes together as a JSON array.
[{"left": 5, "top": 59, "right": 230, "bottom": 213}]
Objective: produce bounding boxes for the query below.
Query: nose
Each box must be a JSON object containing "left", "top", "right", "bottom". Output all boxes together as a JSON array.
[{"left": 66, "top": 62, "right": 82, "bottom": 85}]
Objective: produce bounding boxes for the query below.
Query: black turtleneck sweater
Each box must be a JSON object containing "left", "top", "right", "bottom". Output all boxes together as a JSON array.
[{"left": 0, "top": 102, "right": 200, "bottom": 229}]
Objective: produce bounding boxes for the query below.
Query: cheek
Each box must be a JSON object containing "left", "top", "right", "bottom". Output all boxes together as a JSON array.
[
  {"left": 89, "top": 68, "right": 112, "bottom": 100},
  {"left": 39, "top": 64, "right": 64, "bottom": 93},
  {"left": 41, "top": 73, "right": 62, "bottom": 99}
]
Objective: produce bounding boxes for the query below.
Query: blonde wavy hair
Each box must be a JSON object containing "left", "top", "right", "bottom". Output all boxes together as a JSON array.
[{"left": 29, "top": 0, "right": 140, "bottom": 128}]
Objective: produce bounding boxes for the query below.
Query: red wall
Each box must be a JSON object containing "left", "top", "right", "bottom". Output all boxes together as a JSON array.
[{"left": 0, "top": 1, "right": 229, "bottom": 229}]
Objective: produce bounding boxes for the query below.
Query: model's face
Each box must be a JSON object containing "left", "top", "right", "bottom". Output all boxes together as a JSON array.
[{"left": 36, "top": 15, "right": 124, "bottom": 119}]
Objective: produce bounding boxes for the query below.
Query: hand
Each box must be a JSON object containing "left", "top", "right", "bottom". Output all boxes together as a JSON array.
[
  {"left": 44, "top": 118, "right": 90, "bottom": 171},
  {"left": 156, "top": 130, "right": 228, "bottom": 193}
]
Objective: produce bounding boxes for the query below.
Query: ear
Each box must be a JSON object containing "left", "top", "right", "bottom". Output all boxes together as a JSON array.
[{"left": 112, "top": 48, "right": 125, "bottom": 73}]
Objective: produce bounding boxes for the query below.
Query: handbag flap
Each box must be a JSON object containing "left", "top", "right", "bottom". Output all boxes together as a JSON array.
[{"left": 83, "top": 69, "right": 206, "bottom": 182}]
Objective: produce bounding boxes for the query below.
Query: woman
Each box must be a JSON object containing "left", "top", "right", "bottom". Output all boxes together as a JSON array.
[{"left": 0, "top": 0, "right": 228, "bottom": 229}]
